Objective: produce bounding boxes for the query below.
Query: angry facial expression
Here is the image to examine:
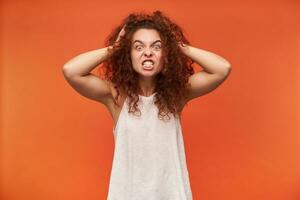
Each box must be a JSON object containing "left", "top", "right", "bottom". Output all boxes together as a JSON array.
[{"left": 130, "top": 28, "right": 164, "bottom": 78}]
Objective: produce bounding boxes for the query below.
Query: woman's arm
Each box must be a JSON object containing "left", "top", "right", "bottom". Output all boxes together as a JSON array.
[
  {"left": 62, "top": 47, "right": 113, "bottom": 104},
  {"left": 179, "top": 44, "right": 231, "bottom": 74},
  {"left": 62, "top": 47, "right": 112, "bottom": 77},
  {"left": 179, "top": 44, "right": 232, "bottom": 101},
  {"left": 62, "top": 25, "right": 126, "bottom": 105}
]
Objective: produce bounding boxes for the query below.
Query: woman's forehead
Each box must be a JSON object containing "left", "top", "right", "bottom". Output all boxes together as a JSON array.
[{"left": 131, "top": 29, "right": 161, "bottom": 43}]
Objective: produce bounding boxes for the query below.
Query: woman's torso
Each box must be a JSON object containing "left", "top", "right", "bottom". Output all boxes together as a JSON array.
[
  {"left": 104, "top": 82, "right": 186, "bottom": 128},
  {"left": 106, "top": 83, "right": 193, "bottom": 199}
]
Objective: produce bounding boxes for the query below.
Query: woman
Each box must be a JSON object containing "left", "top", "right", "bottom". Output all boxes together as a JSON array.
[{"left": 62, "top": 10, "right": 231, "bottom": 200}]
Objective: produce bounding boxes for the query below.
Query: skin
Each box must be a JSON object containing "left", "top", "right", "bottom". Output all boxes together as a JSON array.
[
  {"left": 130, "top": 28, "right": 164, "bottom": 97},
  {"left": 62, "top": 24, "right": 231, "bottom": 129}
]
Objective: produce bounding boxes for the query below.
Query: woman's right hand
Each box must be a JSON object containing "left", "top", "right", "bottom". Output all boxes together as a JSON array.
[
  {"left": 114, "top": 24, "right": 126, "bottom": 47},
  {"left": 107, "top": 24, "right": 126, "bottom": 53}
]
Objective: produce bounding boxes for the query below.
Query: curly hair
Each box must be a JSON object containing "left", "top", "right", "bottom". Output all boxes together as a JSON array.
[{"left": 99, "top": 10, "right": 195, "bottom": 121}]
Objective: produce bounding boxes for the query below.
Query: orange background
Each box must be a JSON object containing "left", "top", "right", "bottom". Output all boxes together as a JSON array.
[{"left": 1, "top": 0, "right": 300, "bottom": 200}]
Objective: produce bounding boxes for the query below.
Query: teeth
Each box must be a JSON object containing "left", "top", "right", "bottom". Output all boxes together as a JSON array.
[{"left": 143, "top": 61, "right": 154, "bottom": 66}]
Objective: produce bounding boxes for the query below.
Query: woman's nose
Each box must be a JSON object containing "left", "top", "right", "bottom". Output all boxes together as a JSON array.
[{"left": 143, "top": 49, "right": 153, "bottom": 56}]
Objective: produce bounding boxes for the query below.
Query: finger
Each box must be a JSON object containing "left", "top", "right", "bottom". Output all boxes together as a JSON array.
[{"left": 120, "top": 25, "right": 126, "bottom": 36}]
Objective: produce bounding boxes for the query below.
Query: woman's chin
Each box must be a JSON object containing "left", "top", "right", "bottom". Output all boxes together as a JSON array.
[{"left": 138, "top": 68, "right": 157, "bottom": 77}]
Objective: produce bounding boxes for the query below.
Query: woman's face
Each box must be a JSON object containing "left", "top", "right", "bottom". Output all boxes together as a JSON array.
[{"left": 130, "top": 28, "right": 164, "bottom": 77}]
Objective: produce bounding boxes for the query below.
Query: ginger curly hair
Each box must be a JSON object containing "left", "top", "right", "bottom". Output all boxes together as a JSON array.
[{"left": 99, "top": 10, "right": 195, "bottom": 121}]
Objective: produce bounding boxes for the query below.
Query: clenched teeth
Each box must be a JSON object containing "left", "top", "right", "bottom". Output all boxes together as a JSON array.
[{"left": 142, "top": 61, "right": 154, "bottom": 66}]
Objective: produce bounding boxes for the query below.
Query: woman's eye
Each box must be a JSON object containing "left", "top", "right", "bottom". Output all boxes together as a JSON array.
[
  {"left": 135, "top": 45, "right": 161, "bottom": 50},
  {"left": 154, "top": 45, "right": 161, "bottom": 50}
]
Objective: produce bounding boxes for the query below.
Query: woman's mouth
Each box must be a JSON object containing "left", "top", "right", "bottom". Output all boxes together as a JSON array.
[{"left": 142, "top": 60, "right": 155, "bottom": 70}]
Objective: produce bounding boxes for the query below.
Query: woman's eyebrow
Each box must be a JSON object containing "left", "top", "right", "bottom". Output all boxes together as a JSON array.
[{"left": 133, "top": 40, "right": 162, "bottom": 45}]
